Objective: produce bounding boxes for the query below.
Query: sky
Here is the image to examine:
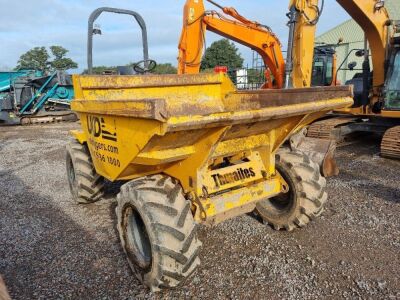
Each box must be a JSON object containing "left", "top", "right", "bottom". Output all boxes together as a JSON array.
[{"left": 0, "top": 0, "right": 351, "bottom": 73}]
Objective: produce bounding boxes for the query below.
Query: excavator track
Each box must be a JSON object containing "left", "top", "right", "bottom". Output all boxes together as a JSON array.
[
  {"left": 20, "top": 112, "right": 77, "bottom": 125},
  {"left": 307, "top": 117, "right": 357, "bottom": 141},
  {"left": 381, "top": 126, "right": 400, "bottom": 159}
]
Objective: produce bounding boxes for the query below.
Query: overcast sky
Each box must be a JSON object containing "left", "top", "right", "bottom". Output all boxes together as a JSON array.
[{"left": 0, "top": 0, "right": 351, "bottom": 73}]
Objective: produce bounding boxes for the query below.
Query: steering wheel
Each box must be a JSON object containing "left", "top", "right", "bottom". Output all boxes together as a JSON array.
[{"left": 133, "top": 59, "right": 157, "bottom": 74}]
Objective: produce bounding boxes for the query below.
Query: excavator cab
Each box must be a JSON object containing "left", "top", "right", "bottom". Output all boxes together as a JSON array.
[
  {"left": 311, "top": 46, "right": 336, "bottom": 87},
  {"left": 384, "top": 44, "right": 400, "bottom": 110}
]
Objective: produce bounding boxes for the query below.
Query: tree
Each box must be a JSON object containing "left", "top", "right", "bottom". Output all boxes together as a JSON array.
[
  {"left": 151, "top": 63, "right": 177, "bottom": 74},
  {"left": 49, "top": 46, "right": 78, "bottom": 70},
  {"left": 16, "top": 46, "right": 78, "bottom": 72},
  {"left": 16, "top": 47, "right": 50, "bottom": 72},
  {"left": 201, "top": 39, "right": 244, "bottom": 71}
]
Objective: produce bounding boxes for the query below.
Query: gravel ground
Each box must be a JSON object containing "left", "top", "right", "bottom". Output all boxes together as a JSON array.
[{"left": 0, "top": 123, "right": 399, "bottom": 299}]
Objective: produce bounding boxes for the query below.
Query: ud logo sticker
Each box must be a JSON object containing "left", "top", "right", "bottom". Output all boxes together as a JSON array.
[{"left": 87, "top": 115, "right": 117, "bottom": 142}]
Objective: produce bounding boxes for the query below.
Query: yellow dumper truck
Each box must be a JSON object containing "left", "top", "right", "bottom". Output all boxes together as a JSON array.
[
  {"left": 66, "top": 7, "right": 352, "bottom": 292},
  {"left": 67, "top": 72, "right": 352, "bottom": 291}
]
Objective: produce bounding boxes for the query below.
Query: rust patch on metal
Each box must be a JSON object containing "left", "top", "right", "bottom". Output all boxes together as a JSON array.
[
  {"left": 72, "top": 98, "right": 169, "bottom": 121},
  {"left": 227, "top": 86, "right": 353, "bottom": 111},
  {"left": 78, "top": 73, "right": 225, "bottom": 89}
]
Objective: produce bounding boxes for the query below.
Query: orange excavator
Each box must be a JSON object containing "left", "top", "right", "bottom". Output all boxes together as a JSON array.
[
  {"left": 178, "top": 0, "right": 322, "bottom": 90},
  {"left": 178, "top": 0, "right": 285, "bottom": 89}
]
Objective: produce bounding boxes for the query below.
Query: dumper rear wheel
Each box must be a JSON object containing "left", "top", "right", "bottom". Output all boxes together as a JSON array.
[
  {"left": 116, "top": 175, "right": 202, "bottom": 292},
  {"left": 66, "top": 140, "right": 105, "bottom": 204},
  {"left": 256, "top": 149, "right": 327, "bottom": 231}
]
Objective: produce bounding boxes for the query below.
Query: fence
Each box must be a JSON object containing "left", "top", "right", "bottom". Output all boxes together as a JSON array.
[{"left": 227, "top": 65, "right": 267, "bottom": 90}]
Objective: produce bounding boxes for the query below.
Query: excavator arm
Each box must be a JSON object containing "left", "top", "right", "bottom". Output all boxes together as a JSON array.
[
  {"left": 178, "top": 0, "right": 324, "bottom": 89},
  {"left": 178, "top": 0, "right": 285, "bottom": 88}
]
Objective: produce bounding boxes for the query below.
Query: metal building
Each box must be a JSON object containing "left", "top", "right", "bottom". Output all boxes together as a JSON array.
[{"left": 316, "top": 0, "right": 400, "bottom": 84}]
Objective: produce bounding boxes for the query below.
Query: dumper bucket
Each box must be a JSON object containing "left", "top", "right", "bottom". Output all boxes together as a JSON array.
[
  {"left": 70, "top": 73, "right": 352, "bottom": 223},
  {"left": 70, "top": 73, "right": 352, "bottom": 179}
]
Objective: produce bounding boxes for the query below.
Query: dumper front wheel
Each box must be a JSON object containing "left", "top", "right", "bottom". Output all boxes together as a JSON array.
[
  {"left": 66, "top": 140, "right": 105, "bottom": 204},
  {"left": 256, "top": 149, "right": 327, "bottom": 231},
  {"left": 116, "top": 175, "right": 202, "bottom": 292}
]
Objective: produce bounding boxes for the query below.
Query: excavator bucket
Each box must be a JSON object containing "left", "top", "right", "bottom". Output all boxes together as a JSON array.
[{"left": 291, "top": 133, "right": 339, "bottom": 177}]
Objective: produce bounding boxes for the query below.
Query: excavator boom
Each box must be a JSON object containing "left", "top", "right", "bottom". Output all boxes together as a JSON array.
[
  {"left": 178, "top": 0, "right": 285, "bottom": 88},
  {"left": 286, "top": 0, "right": 321, "bottom": 88},
  {"left": 178, "top": 0, "right": 324, "bottom": 89}
]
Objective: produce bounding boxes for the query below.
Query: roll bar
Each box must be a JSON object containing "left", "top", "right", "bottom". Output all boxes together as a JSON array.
[{"left": 87, "top": 7, "right": 149, "bottom": 74}]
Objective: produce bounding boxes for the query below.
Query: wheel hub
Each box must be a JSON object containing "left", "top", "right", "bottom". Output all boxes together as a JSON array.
[{"left": 124, "top": 206, "right": 152, "bottom": 270}]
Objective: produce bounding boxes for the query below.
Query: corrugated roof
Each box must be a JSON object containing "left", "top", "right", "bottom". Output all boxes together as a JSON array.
[{"left": 317, "top": 0, "right": 400, "bottom": 44}]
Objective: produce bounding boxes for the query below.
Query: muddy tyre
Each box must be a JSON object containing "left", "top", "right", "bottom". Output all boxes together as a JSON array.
[
  {"left": 116, "top": 175, "right": 202, "bottom": 292},
  {"left": 66, "top": 140, "right": 105, "bottom": 204},
  {"left": 256, "top": 148, "right": 327, "bottom": 231}
]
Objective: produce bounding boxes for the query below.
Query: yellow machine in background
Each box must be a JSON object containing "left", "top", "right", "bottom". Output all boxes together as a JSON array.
[
  {"left": 179, "top": 0, "right": 400, "bottom": 159},
  {"left": 66, "top": 3, "right": 352, "bottom": 292},
  {"left": 307, "top": 0, "right": 400, "bottom": 158}
]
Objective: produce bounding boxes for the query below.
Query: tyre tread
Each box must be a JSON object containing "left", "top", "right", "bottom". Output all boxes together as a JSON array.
[
  {"left": 116, "top": 175, "right": 201, "bottom": 292},
  {"left": 256, "top": 148, "right": 328, "bottom": 231},
  {"left": 66, "top": 140, "right": 105, "bottom": 204}
]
